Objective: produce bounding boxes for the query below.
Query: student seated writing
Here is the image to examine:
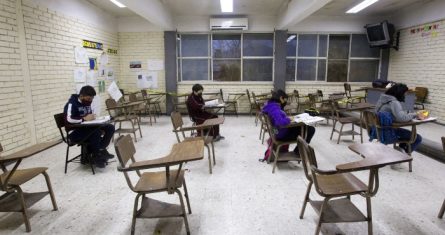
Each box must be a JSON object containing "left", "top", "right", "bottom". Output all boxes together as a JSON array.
[
  {"left": 63, "top": 85, "right": 115, "bottom": 168},
  {"left": 262, "top": 89, "right": 315, "bottom": 154},
  {"left": 374, "top": 83, "right": 427, "bottom": 152}
]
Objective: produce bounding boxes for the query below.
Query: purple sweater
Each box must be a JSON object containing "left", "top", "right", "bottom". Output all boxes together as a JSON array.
[{"left": 262, "top": 101, "right": 290, "bottom": 139}]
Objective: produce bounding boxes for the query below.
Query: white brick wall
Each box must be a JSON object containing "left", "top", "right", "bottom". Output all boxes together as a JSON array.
[
  {"left": 0, "top": 0, "right": 30, "bottom": 153},
  {"left": 118, "top": 32, "right": 166, "bottom": 111},
  {"left": 388, "top": 19, "right": 445, "bottom": 122},
  {"left": 0, "top": 0, "right": 120, "bottom": 154}
]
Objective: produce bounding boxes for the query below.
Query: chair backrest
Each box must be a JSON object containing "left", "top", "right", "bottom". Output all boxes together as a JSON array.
[
  {"left": 114, "top": 135, "right": 138, "bottom": 190},
  {"left": 219, "top": 89, "right": 225, "bottom": 102},
  {"left": 344, "top": 83, "right": 352, "bottom": 98},
  {"left": 308, "top": 93, "right": 318, "bottom": 108},
  {"left": 414, "top": 87, "right": 428, "bottom": 103},
  {"left": 441, "top": 137, "right": 445, "bottom": 153},
  {"left": 262, "top": 114, "right": 278, "bottom": 144},
  {"left": 105, "top": 98, "right": 121, "bottom": 117},
  {"left": 53, "top": 113, "right": 68, "bottom": 143},
  {"left": 246, "top": 89, "right": 252, "bottom": 104},
  {"left": 129, "top": 93, "right": 138, "bottom": 102},
  {"left": 141, "top": 89, "right": 147, "bottom": 98},
  {"left": 363, "top": 110, "right": 381, "bottom": 140},
  {"left": 297, "top": 136, "right": 318, "bottom": 183},
  {"left": 170, "top": 111, "right": 184, "bottom": 131}
]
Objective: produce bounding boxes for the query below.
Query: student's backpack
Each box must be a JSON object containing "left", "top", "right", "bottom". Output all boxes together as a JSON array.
[{"left": 260, "top": 138, "right": 289, "bottom": 162}]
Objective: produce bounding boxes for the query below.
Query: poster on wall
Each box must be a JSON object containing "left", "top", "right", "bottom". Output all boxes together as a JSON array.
[
  {"left": 137, "top": 73, "right": 150, "bottom": 89},
  {"left": 106, "top": 67, "right": 114, "bottom": 81},
  {"left": 74, "top": 46, "right": 88, "bottom": 64},
  {"left": 146, "top": 71, "right": 158, "bottom": 89},
  {"left": 73, "top": 67, "right": 86, "bottom": 82},
  {"left": 147, "top": 59, "right": 164, "bottom": 71},
  {"left": 130, "top": 61, "right": 142, "bottom": 69},
  {"left": 87, "top": 70, "right": 98, "bottom": 87},
  {"left": 136, "top": 71, "right": 158, "bottom": 89},
  {"left": 99, "top": 52, "right": 109, "bottom": 65},
  {"left": 98, "top": 65, "right": 106, "bottom": 77},
  {"left": 89, "top": 58, "right": 97, "bottom": 70}
]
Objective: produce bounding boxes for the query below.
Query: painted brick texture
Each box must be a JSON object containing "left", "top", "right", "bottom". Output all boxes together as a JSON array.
[{"left": 389, "top": 19, "right": 445, "bottom": 122}]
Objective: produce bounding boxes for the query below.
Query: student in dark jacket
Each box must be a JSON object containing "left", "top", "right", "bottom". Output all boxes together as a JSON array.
[
  {"left": 63, "top": 85, "right": 115, "bottom": 168},
  {"left": 374, "top": 83, "right": 426, "bottom": 152},
  {"left": 186, "top": 84, "right": 224, "bottom": 141},
  {"left": 262, "top": 89, "right": 315, "bottom": 154}
]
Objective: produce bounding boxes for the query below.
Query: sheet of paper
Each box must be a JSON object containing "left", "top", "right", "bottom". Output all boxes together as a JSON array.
[
  {"left": 74, "top": 46, "right": 88, "bottom": 64},
  {"left": 107, "top": 81, "right": 123, "bottom": 102},
  {"left": 146, "top": 71, "right": 158, "bottom": 88},
  {"left": 294, "top": 113, "right": 326, "bottom": 126},
  {"left": 99, "top": 53, "right": 109, "bottom": 65},
  {"left": 412, "top": 117, "right": 437, "bottom": 122},
  {"left": 81, "top": 115, "right": 110, "bottom": 125},
  {"left": 147, "top": 59, "right": 164, "bottom": 71},
  {"left": 204, "top": 99, "right": 219, "bottom": 106},
  {"left": 73, "top": 67, "right": 86, "bottom": 82},
  {"left": 136, "top": 73, "right": 150, "bottom": 89},
  {"left": 86, "top": 70, "right": 97, "bottom": 87},
  {"left": 106, "top": 67, "right": 114, "bottom": 81}
]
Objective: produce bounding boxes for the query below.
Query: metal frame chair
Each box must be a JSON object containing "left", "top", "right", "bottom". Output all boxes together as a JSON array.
[
  {"left": 439, "top": 137, "right": 445, "bottom": 218},
  {"left": 414, "top": 87, "right": 428, "bottom": 110},
  {"left": 105, "top": 98, "right": 142, "bottom": 142}
]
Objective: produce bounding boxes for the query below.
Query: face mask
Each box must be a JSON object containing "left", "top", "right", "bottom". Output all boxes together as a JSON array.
[
  {"left": 81, "top": 99, "right": 92, "bottom": 106},
  {"left": 281, "top": 101, "right": 287, "bottom": 109}
]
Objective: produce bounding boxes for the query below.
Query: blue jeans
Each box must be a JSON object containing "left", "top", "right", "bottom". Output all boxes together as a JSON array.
[{"left": 394, "top": 128, "right": 422, "bottom": 152}]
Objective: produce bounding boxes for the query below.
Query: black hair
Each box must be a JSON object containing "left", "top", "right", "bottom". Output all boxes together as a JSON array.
[
  {"left": 79, "top": 85, "right": 96, "bottom": 97},
  {"left": 192, "top": 84, "right": 203, "bottom": 92},
  {"left": 270, "top": 89, "right": 288, "bottom": 103},
  {"left": 385, "top": 83, "right": 408, "bottom": 102}
]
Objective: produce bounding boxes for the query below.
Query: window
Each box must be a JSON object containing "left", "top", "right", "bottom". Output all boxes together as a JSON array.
[
  {"left": 327, "top": 35, "right": 350, "bottom": 82},
  {"left": 178, "top": 33, "right": 274, "bottom": 82},
  {"left": 349, "top": 34, "right": 381, "bottom": 82}
]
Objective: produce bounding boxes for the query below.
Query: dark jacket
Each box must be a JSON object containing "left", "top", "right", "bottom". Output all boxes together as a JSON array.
[
  {"left": 262, "top": 100, "right": 290, "bottom": 140},
  {"left": 63, "top": 94, "right": 92, "bottom": 131},
  {"left": 186, "top": 93, "right": 215, "bottom": 124}
]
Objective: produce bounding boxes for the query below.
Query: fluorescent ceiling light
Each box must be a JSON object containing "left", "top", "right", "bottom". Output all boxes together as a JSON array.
[
  {"left": 220, "top": 0, "right": 233, "bottom": 13},
  {"left": 286, "top": 35, "right": 296, "bottom": 43},
  {"left": 110, "top": 0, "right": 126, "bottom": 8},
  {"left": 346, "top": 0, "right": 378, "bottom": 14}
]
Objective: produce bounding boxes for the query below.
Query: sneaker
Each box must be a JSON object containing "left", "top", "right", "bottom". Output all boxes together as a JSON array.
[
  {"left": 94, "top": 158, "right": 106, "bottom": 168},
  {"left": 100, "top": 149, "right": 115, "bottom": 159},
  {"left": 214, "top": 135, "right": 225, "bottom": 142}
]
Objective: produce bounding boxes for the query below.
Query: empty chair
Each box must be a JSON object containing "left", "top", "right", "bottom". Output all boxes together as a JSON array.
[
  {"left": 171, "top": 111, "right": 216, "bottom": 173},
  {"left": 414, "top": 87, "right": 428, "bottom": 110},
  {"left": 105, "top": 98, "right": 142, "bottom": 142},
  {"left": 246, "top": 89, "right": 257, "bottom": 116},
  {"left": 344, "top": 83, "right": 366, "bottom": 103},
  {"left": 140, "top": 89, "right": 157, "bottom": 124},
  {"left": 129, "top": 93, "right": 152, "bottom": 125},
  {"left": 330, "top": 100, "right": 360, "bottom": 144},
  {"left": 297, "top": 137, "right": 372, "bottom": 235},
  {"left": 220, "top": 89, "right": 244, "bottom": 117},
  {"left": 114, "top": 135, "right": 202, "bottom": 235},
  {"left": 54, "top": 113, "right": 96, "bottom": 174},
  {"left": 0, "top": 142, "right": 58, "bottom": 232}
]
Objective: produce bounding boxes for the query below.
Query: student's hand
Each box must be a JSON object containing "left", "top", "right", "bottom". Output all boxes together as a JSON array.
[
  {"left": 416, "top": 110, "right": 429, "bottom": 120},
  {"left": 83, "top": 114, "right": 96, "bottom": 121}
]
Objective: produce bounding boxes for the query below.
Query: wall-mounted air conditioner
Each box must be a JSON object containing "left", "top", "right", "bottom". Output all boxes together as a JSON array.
[{"left": 210, "top": 17, "right": 248, "bottom": 31}]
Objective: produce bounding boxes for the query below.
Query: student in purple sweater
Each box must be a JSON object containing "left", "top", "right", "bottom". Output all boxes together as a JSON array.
[{"left": 262, "top": 90, "right": 315, "bottom": 154}]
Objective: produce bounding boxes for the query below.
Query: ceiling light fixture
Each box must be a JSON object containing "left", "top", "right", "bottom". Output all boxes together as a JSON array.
[
  {"left": 346, "top": 0, "right": 378, "bottom": 14},
  {"left": 220, "top": 0, "right": 233, "bottom": 13},
  {"left": 110, "top": 0, "right": 126, "bottom": 8},
  {"left": 286, "top": 35, "right": 296, "bottom": 43}
]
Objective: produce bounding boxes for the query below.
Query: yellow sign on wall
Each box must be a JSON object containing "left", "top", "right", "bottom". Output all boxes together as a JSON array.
[
  {"left": 107, "top": 48, "right": 118, "bottom": 55},
  {"left": 82, "top": 39, "right": 103, "bottom": 50}
]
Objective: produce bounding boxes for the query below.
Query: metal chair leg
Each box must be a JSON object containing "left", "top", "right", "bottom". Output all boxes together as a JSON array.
[
  {"left": 438, "top": 198, "right": 445, "bottom": 218},
  {"left": 42, "top": 171, "right": 58, "bottom": 210},
  {"left": 300, "top": 182, "right": 312, "bottom": 219},
  {"left": 183, "top": 179, "right": 192, "bottom": 214},
  {"left": 131, "top": 194, "right": 141, "bottom": 235},
  {"left": 176, "top": 189, "right": 190, "bottom": 235}
]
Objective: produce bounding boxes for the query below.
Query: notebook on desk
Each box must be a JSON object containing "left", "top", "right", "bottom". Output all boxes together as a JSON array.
[
  {"left": 204, "top": 99, "right": 221, "bottom": 107},
  {"left": 81, "top": 115, "right": 111, "bottom": 125},
  {"left": 294, "top": 113, "right": 325, "bottom": 126},
  {"left": 412, "top": 117, "right": 437, "bottom": 122}
]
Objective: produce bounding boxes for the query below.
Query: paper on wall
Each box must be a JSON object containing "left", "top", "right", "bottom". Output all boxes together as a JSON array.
[
  {"left": 99, "top": 52, "right": 109, "bottom": 65},
  {"left": 106, "top": 67, "right": 114, "bottom": 81},
  {"left": 146, "top": 71, "right": 158, "bottom": 88},
  {"left": 137, "top": 73, "right": 150, "bottom": 89},
  {"left": 98, "top": 65, "right": 106, "bottom": 77},
  {"left": 86, "top": 70, "right": 98, "bottom": 87},
  {"left": 107, "top": 81, "right": 123, "bottom": 102},
  {"left": 74, "top": 46, "right": 88, "bottom": 64},
  {"left": 73, "top": 67, "right": 86, "bottom": 82},
  {"left": 147, "top": 59, "right": 164, "bottom": 71}
]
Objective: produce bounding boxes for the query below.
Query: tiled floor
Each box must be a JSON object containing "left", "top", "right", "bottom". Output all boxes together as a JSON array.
[{"left": 1, "top": 115, "right": 445, "bottom": 234}]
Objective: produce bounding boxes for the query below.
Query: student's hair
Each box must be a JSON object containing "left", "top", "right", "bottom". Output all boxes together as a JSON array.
[
  {"left": 192, "top": 84, "right": 203, "bottom": 92},
  {"left": 385, "top": 83, "right": 408, "bottom": 102},
  {"left": 270, "top": 89, "right": 288, "bottom": 103},
  {"left": 79, "top": 85, "right": 96, "bottom": 97}
]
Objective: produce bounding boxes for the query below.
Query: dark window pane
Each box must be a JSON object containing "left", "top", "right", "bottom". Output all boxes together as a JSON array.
[
  {"left": 286, "top": 59, "right": 296, "bottom": 81},
  {"left": 213, "top": 60, "right": 241, "bottom": 81},
  {"left": 212, "top": 34, "right": 241, "bottom": 58},
  {"left": 243, "top": 59, "right": 273, "bottom": 81},
  {"left": 243, "top": 33, "right": 274, "bottom": 56},
  {"left": 318, "top": 35, "right": 328, "bottom": 57},
  {"left": 298, "top": 34, "right": 317, "bottom": 57},
  {"left": 327, "top": 60, "right": 348, "bottom": 82},
  {"left": 351, "top": 34, "right": 380, "bottom": 58},
  {"left": 317, "top": 59, "right": 326, "bottom": 81},
  {"left": 328, "top": 35, "right": 350, "bottom": 59},
  {"left": 181, "top": 34, "right": 209, "bottom": 57},
  {"left": 297, "top": 59, "right": 316, "bottom": 81},
  {"left": 287, "top": 34, "right": 297, "bottom": 57},
  {"left": 181, "top": 59, "right": 209, "bottom": 81},
  {"left": 349, "top": 60, "right": 380, "bottom": 82}
]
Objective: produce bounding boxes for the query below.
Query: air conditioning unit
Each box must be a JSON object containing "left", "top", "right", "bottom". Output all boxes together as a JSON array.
[{"left": 210, "top": 17, "right": 248, "bottom": 31}]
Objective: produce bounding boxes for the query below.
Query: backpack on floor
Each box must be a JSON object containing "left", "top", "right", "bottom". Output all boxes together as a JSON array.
[{"left": 260, "top": 138, "right": 289, "bottom": 162}]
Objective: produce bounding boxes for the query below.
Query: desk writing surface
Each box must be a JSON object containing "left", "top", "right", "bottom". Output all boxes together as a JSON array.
[
  {"left": 337, "top": 143, "right": 412, "bottom": 171},
  {"left": 201, "top": 117, "right": 225, "bottom": 126},
  {"left": 0, "top": 140, "right": 59, "bottom": 162},
  {"left": 347, "top": 103, "right": 375, "bottom": 111},
  {"left": 391, "top": 117, "right": 437, "bottom": 127},
  {"left": 129, "top": 139, "right": 204, "bottom": 169}
]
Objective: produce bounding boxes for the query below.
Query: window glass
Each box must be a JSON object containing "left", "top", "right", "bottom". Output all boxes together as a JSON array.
[
  {"left": 327, "top": 60, "right": 348, "bottom": 82},
  {"left": 318, "top": 35, "right": 328, "bottom": 57},
  {"left": 243, "top": 33, "right": 274, "bottom": 56},
  {"left": 328, "top": 35, "right": 350, "bottom": 59},
  {"left": 349, "top": 60, "right": 379, "bottom": 82},
  {"left": 317, "top": 59, "right": 326, "bottom": 81},
  {"left": 212, "top": 34, "right": 241, "bottom": 58},
  {"left": 181, "top": 59, "right": 209, "bottom": 81},
  {"left": 351, "top": 34, "right": 380, "bottom": 58},
  {"left": 213, "top": 60, "right": 241, "bottom": 81},
  {"left": 181, "top": 34, "right": 208, "bottom": 57},
  {"left": 297, "top": 59, "right": 316, "bottom": 81},
  {"left": 298, "top": 34, "right": 317, "bottom": 57},
  {"left": 286, "top": 34, "right": 297, "bottom": 57},
  {"left": 243, "top": 59, "right": 273, "bottom": 81}
]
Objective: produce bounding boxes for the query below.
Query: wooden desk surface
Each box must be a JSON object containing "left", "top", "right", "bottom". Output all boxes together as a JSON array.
[
  {"left": 200, "top": 117, "right": 225, "bottom": 127},
  {"left": 347, "top": 102, "right": 375, "bottom": 111},
  {"left": 391, "top": 117, "right": 437, "bottom": 127},
  {"left": 0, "top": 140, "right": 59, "bottom": 162},
  {"left": 119, "top": 101, "right": 145, "bottom": 107},
  {"left": 336, "top": 143, "right": 412, "bottom": 171},
  {"left": 129, "top": 139, "right": 204, "bottom": 169}
]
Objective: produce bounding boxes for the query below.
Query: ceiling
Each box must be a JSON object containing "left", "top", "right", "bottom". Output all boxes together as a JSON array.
[{"left": 87, "top": 0, "right": 430, "bottom": 20}]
